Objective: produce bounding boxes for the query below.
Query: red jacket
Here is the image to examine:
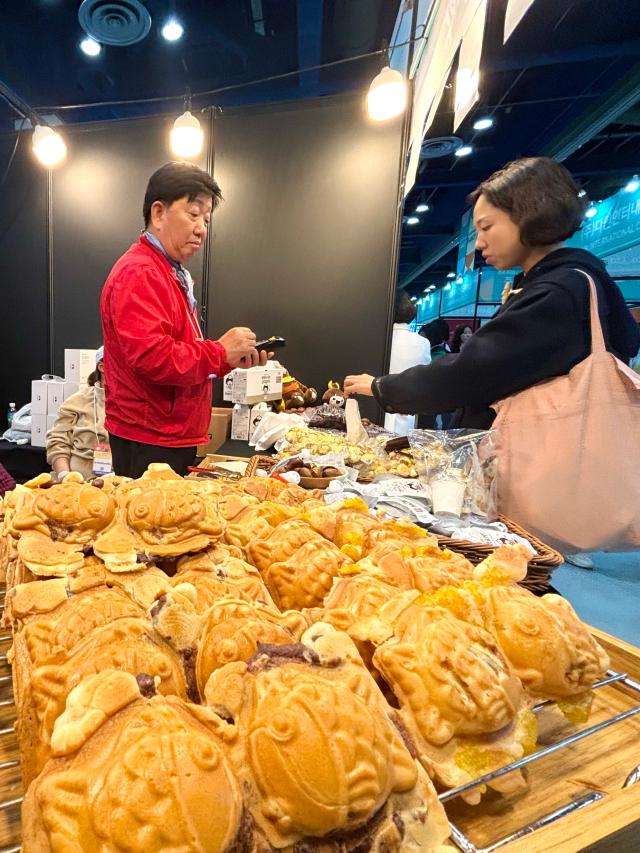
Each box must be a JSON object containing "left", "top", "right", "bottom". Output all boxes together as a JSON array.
[{"left": 100, "top": 236, "right": 230, "bottom": 447}]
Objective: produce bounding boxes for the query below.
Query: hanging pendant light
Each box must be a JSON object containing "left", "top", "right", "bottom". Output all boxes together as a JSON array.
[
  {"left": 32, "top": 125, "right": 67, "bottom": 167},
  {"left": 367, "top": 66, "right": 407, "bottom": 121},
  {"left": 170, "top": 110, "right": 203, "bottom": 158}
]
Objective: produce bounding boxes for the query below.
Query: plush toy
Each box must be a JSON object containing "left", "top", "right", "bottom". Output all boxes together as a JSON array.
[
  {"left": 322, "top": 380, "right": 346, "bottom": 408},
  {"left": 276, "top": 374, "right": 318, "bottom": 412}
]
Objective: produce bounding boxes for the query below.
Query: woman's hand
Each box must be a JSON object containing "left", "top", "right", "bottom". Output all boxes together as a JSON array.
[{"left": 344, "top": 374, "right": 375, "bottom": 397}]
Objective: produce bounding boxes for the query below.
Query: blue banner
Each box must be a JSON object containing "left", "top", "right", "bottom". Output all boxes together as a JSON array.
[{"left": 568, "top": 186, "right": 640, "bottom": 257}]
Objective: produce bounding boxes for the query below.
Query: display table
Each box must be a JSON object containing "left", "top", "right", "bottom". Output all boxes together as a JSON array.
[{"left": 0, "top": 440, "right": 47, "bottom": 484}]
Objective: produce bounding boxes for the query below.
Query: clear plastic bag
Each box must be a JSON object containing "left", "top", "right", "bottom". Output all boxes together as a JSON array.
[{"left": 408, "top": 429, "right": 498, "bottom": 520}]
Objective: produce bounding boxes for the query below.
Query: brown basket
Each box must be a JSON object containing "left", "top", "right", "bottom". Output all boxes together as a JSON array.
[
  {"left": 437, "top": 514, "right": 564, "bottom": 593},
  {"left": 246, "top": 457, "right": 562, "bottom": 592},
  {"left": 246, "top": 455, "right": 276, "bottom": 477}
]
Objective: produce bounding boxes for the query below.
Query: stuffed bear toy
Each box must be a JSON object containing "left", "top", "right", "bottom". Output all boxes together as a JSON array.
[{"left": 322, "top": 380, "right": 346, "bottom": 408}]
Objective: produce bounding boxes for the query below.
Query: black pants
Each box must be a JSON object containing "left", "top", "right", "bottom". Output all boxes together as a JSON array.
[{"left": 109, "top": 434, "right": 196, "bottom": 479}]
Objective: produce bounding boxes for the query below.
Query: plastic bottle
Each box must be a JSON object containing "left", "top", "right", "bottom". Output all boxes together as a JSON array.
[{"left": 7, "top": 403, "right": 16, "bottom": 429}]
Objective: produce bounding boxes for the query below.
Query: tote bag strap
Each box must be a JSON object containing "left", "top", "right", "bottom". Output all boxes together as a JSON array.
[{"left": 575, "top": 269, "right": 606, "bottom": 354}]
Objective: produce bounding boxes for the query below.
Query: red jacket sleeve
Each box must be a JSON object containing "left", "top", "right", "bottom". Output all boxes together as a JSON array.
[{"left": 105, "top": 261, "right": 231, "bottom": 386}]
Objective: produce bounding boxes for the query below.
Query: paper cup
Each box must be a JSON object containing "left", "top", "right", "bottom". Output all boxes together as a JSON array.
[{"left": 431, "top": 478, "right": 466, "bottom": 517}]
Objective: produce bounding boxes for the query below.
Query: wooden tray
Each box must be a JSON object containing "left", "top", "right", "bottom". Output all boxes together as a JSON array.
[{"left": 444, "top": 627, "right": 640, "bottom": 853}]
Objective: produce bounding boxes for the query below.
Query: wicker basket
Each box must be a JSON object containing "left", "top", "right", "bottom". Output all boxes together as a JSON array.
[{"left": 246, "top": 456, "right": 563, "bottom": 592}]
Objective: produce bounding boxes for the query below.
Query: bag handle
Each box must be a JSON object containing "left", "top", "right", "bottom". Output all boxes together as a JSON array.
[{"left": 575, "top": 269, "right": 606, "bottom": 354}]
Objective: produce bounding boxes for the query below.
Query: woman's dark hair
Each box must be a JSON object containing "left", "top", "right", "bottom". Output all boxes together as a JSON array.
[
  {"left": 467, "top": 157, "right": 588, "bottom": 246},
  {"left": 420, "top": 318, "right": 449, "bottom": 347},
  {"left": 394, "top": 290, "right": 417, "bottom": 324},
  {"left": 451, "top": 324, "right": 472, "bottom": 353},
  {"left": 143, "top": 162, "right": 223, "bottom": 227},
  {"left": 87, "top": 368, "right": 101, "bottom": 387}
]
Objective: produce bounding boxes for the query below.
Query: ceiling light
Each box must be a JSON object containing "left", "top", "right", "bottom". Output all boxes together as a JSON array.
[
  {"left": 80, "top": 37, "right": 101, "bottom": 57},
  {"left": 415, "top": 203, "right": 429, "bottom": 213},
  {"left": 444, "top": 283, "right": 452, "bottom": 291},
  {"left": 473, "top": 116, "right": 493, "bottom": 131},
  {"left": 170, "top": 111, "right": 203, "bottom": 158},
  {"left": 162, "top": 19, "right": 184, "bottom": 41},
  {"left": 406, "top": 216, "right": 419, "bottom": 225},
  {"left": 585, "top": 204, "right": 598, "bottom": 219},
  {"left": 455, "top": 145, "right": 473, "bottom": 158},
  {"left": 427, "top": 285, "right": 436, "bottom": 291},
  {"left": 32, "top": 125, "right": 67, "bottom": 167},
  {"left": 624, "top": 175, "right": 640, "bottom": 193},
  {"left": 577, "top": 189, "right": 587, "bottom": 198},
  {"left": 456, "top": 275, "right": 463, "bottom": 284},
  {"left": 410, "top": 296, "right": 417, "bottom": 302},
  {"left": 367, "top": 66, "right": 407, "bottom": 121},
  {"left": 447, "top": 272, "right": 456, "bottom": 279}
]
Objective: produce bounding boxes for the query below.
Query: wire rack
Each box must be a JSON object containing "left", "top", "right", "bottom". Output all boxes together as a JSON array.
[
  {"left": 440, "top": 669, "right": 640, "bottom": 853},
  {"left": 0, "top": 582, "right": 637, "bottom": 853}
]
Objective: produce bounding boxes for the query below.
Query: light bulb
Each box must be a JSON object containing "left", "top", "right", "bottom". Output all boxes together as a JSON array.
[
  {"left": 170, "top": 111, "right": 203, "bottom": 158},
  {"left": 406, "top": 216, "right": 419, "bottom": 225},
  {"left": 455, "top": 145, "right": 473, "bottom": 158},
  {"left": 625, "top": 175, "right": 640, "bottom": 193},
  {"left": 585, "top": 204, "right": 598, "bottom": 219},
  {"left": 367, "top": 67, "right": 407, "bottom": 121},
  {"left": 80, "top": 37, "right": 101, "bottom": 57},
  {"left": 447, "top": 272, "right": 456, "bottom": 279},
  {"left": 162, "top": 19, "right": 184, "bottom": 41},
  {"left": 416, "top": 203, "right": 429, "bottom": 213},
  {"left": 32, "top": 125, "right": 67, "bottom": 167},
  {"left": 473, "top": 116, "right": 493, "bottom": 131}
]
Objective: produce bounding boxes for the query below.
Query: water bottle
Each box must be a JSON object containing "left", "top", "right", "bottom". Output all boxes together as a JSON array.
[{"left": 7, "top": 402, "right": 16, "bottom": 429}]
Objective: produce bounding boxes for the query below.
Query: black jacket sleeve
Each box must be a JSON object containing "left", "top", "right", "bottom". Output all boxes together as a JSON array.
[{"left": 373, "top": 282, "right": 586, "bottom": 415}]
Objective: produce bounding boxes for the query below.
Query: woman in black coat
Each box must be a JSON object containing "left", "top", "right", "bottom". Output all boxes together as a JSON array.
[{"left": 345, "top": 157, "right": 640, "bottom": 431}]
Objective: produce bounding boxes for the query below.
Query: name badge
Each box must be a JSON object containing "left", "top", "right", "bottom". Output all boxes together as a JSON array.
[{"left": 92, "top": 442, "right": 113, "bottom": 476}]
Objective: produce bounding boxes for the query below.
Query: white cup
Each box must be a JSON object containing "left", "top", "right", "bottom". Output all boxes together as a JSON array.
[{"left": 431, "top": 477, "right": 466, "bottom": 517}]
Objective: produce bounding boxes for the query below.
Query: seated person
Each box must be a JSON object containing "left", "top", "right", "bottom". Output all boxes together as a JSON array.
[{"left": 46, "top": 347, "right": 107, "bottom": 481}]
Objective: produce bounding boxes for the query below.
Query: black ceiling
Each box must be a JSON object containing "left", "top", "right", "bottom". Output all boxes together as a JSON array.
[
  {"left": 0, "top": 0, "right": 399, "bottom": 125},
  {"left": 1, "top": 0, "right": 640, "bottom": 297}
]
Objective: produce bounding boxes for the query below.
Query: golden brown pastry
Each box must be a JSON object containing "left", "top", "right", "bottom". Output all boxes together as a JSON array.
[
  {"left": 223, "top": 502, "right": 298, "bottom": 550},
  {"left": 174, "top": 548, "right": 278, "bottom": 612},
  {"left": 22, "top": 670, "right": 244, "bottom": 853},
  {"left": 194, "top": 598, "right": 300, "bottom": 695},
  {"left": 204, "top": 624, "right": 450, "bottom": 851},
  {"left": 372, "top": 605, "right": 532, "bottom": 803},
  {"left": 247, "top": 518, "right": 324, "bottom": 573},
  {"left": 262, "top": 538, "right": 353, "bottom": 610},
  {"left": 17, "top": 617, "right": 189, "bottom": 784}
]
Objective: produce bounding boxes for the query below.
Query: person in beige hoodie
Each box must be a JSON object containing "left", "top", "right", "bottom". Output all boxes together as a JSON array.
[{"left": 46, "top": 348, "right": 107, "bottom": 481}]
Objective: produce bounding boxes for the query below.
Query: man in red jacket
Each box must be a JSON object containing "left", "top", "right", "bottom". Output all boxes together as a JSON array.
[{"left": 101, "top": 161, "right": 266, "bottom": 477}]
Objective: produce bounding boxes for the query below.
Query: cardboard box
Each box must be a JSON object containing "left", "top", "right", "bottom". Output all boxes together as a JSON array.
[
  {"left": 47, "top": 381, "right": 66, "bottom": 414},
  {"left": 223, "top": 372, "right": 235, "bottom": 402},
  {"left": 231, "top": 404, "right": 251, "bottom": 441},
  {"left": 196, "top": 407, "right": 232, "bottom": 456},
  {"left": 31, "top": 380, "right": 48, "bottom": 415},
  {"left": 31, "top": 414, "right": 47, "bottom": 447},
  {"left": 249, "top": 403, "right": 271, "bottom": 441},
  {"left": 64, "top": 348, "right": 97, "bottom": 385},
  {"left": 230, "top": 364, "right": 283, "bottom": 405}
]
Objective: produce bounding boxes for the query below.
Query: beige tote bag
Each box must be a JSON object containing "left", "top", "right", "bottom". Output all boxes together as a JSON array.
[{"left": 492, "top": 271, "right": 640, "bottom": 553}]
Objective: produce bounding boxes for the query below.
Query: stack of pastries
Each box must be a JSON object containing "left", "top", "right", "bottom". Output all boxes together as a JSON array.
[{"left": 0, "top": 464, "right": 609, "bottom": 850}]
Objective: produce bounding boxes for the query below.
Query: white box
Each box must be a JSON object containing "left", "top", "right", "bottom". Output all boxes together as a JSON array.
[
  {"left": 31, "top": 380, "right": 48, "bottom": 415},
  {"left": 31, "top": 414, "right": 47, "bottom": 447},
  {"left": 47, "top": 381, "right": 66, "bottom": 414},
  {"left": 46, "top": 414, "right": 57, "bottom": 433},
  {"left": 231, "top": 404, "right": 251, "bottom": 441},
  {"left": 231, "top": 365, "right": 283, "bottom": 405},
  {"left": 64, "top": 349, "right": 97, "bottom": 385},
  {"left": 223, "top": 371, "right": 235, "bottom": 402},
  {"left": 63, "top": 381, "right": 79, "bottom": 401}
]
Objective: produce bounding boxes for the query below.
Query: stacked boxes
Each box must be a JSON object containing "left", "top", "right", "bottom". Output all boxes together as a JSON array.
[
  {"left": 223, "top": 363, "right": 284, "bottom": 444},
  {"left": 30, "top": 349, "right": 95, "bottom": 447}
]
